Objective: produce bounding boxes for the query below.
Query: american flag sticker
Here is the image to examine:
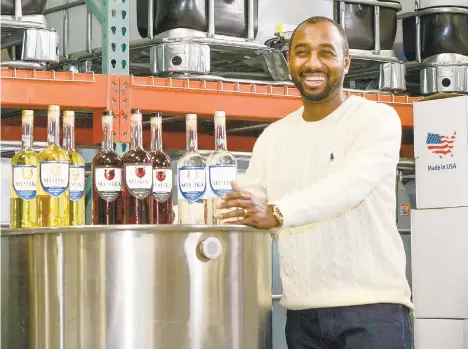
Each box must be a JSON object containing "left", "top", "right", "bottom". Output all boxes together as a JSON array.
[{"left": 426, "top": 131, "right": 456, "bottom": 158}]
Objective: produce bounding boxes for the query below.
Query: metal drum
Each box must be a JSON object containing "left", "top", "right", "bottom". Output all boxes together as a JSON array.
[
  {"left": 1, "top": 225, "right": 272, "bottom": 349},
  {"left": 334, "top": 0, "right": 401, "bottom": 51},
  {"left": 399, "top": 5, "right": 468, "bottom": 94},
  {"left": 333, "top": 0, "right": 406, "bottom": 91}
]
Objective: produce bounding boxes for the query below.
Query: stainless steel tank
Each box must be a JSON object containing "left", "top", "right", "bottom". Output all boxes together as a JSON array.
[{"left": 1, "top": 225, "right": 272, "bottom": 349}]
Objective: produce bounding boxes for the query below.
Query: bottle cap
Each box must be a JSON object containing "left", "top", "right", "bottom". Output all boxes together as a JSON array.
[
  {"left": 48, "top": 105, "right": 60, "bottom": 112},
  {"left": 214, "top": 110, "right": 226, "bottom": 124},
  {"left": 186, "top": 114, "right": 197, "bottom": 127},
  {"left": 102, "top": 111, "right": 114, "bottom": 125},
  {"left": 130, "top": 111, "right": 142, "bottom": 122},
  {"left": 214, "top": 111, "right": 226, "bottom": 118},
  {"left": 150, "top": 113, "right": 162, "bottom": 126},
  {"left": 63, "top": 111, "right": 75, "bottom": 126},
  {"left": 63, "top": 110, "right": 74, "bottom": 118},
  {"left": 21, "top": 110, "right": 34, "bottom": 117},
  {"left": 21, "top": 110, "right": 34, "bottom": 124}
]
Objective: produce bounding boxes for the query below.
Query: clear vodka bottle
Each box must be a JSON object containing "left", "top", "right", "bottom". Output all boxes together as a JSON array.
[
  {"left": 177, "top": 114, "right": 207, "bottom": 224},
  {"left": 206, "top": 111, "right": 238, "bottom": 224}
]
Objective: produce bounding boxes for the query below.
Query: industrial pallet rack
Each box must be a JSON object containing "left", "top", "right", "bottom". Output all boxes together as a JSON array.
[
  {"left": 1, "top": 0, "right": 420, "bottom": 157},
  {"left": 1, "top": 69, "right": 420, "bottom": 157}
]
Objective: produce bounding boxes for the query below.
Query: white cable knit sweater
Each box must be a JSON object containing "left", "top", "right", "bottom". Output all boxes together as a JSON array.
[{"left": 240, "top": 96, "right": 413, "bottom": 310}]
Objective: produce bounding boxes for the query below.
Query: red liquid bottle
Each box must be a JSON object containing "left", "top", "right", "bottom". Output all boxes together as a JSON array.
[
  {"left": 148, "top": 113, "right": 173, "bottom": 224},
  {"left": 92, "top": 111, "right": 123, "bottom": 224},
  {"left": 122, "top": 109, "right": 152, "bottom": 224}
]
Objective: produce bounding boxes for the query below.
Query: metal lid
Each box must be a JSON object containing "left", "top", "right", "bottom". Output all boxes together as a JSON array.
[{"left": 0, "top": 224, "right": 263, "bottom": 237}]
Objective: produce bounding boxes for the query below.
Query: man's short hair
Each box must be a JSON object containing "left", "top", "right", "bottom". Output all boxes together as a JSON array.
[{"left": 289, "top": 16, "right": 350, "bottom": 57}]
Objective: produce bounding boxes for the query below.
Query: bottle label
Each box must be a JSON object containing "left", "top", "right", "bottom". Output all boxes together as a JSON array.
[
  {"left": 40, "top": 161, "right": 69, "bottom": 198},
  {"left": 95, "top": 166, "right": 122, "bottom": 202},
  {"left": 12, "top": 165, "right": 37, "bottom": 201},
  {"left": 178, "top": 167, "right": 206, "bottom": 203},
  {"left": 209, "top": 165, "right": 237, "bottom": 197},
  {"left": 125, "top": 164, "right": 152, "bottom": 199},
  {"left": 70, "top": 165, "right": 85, "bottom": 202},
  {"left": 152, "top": 168, "right": 172, "bottom": 202}
]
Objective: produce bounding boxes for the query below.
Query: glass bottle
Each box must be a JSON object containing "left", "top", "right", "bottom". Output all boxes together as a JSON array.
[
  {"left": 148, "top": 112, "right": 173, "bottom": 224},
  {"left": 92, "top": 111, "right": 123, "bottom": 225},
  {"left": 10, "top": 110, "right": 38, "bottom": 228},
  {"left": 37, "top": 105, "right": 70, "bottom": 227},
  {"left": 122, "top": 109, "right": 152, "bottom": 224},
  {"left": 177, "top": 113, "right": 207, "bottom": 224},
  {"left": 63, "top": 111, "right": 85, "bottom": 225},
  {"left": 206, "top": 111, "right": 238, "bottom": 224}
]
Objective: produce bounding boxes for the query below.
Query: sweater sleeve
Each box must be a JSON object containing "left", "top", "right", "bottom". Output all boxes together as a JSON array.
[
  {"left": 238, "top": 131, "right": 269, "bottom": 202},
  {"left": 272, "top": 103, "right": 402, "bottom": 228}
]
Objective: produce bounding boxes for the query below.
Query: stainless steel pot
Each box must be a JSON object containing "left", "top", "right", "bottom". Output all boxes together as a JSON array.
[{"left": 1, "top": 225, "right": 272, "bottom": 349}]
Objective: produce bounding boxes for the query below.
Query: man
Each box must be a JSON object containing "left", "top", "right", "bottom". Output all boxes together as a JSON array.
[{"left": 217, "top": 16, "right": 413, "bottom": 349}]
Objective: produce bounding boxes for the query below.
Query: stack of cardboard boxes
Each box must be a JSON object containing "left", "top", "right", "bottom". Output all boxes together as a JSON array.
[{"left": 412, "top": 95, "right": 468, "bottom": 349}]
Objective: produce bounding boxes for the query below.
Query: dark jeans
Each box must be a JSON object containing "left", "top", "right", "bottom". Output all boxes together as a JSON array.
[{"left": 285, "top": 303, "right": 413, "bottom": 349}]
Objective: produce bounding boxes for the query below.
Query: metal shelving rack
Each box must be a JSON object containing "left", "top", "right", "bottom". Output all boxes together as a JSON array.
[
  {"left": 1, "top": 70, "right": 420, "bottom": 153},
  {"left": 1, "top": 0, "right": 420, "bottom": 157}
]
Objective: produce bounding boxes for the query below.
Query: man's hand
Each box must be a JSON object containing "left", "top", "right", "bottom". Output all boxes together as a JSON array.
[{"left": 216, "top": 181, "right": 279, "bottom": 229}]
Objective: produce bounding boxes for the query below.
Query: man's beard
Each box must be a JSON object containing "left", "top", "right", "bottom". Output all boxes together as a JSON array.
[{"left": 291, "top": 71, "right": 343, "bottom": 102}]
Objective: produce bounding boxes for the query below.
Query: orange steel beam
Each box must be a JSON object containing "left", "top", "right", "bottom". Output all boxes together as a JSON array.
[
  {"left": 1, "top": 72, "right": 419, "bottom": 146},
  {"left": 122, "top": 76, "right": 303, "bottom": 122},
  {"left": 125, "top": 77, "right": 418, "bottom": 130},
  {"left": 1, "top": 69, "right": 119, "bottom": 112}
]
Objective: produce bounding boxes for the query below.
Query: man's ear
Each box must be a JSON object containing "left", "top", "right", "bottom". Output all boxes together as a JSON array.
[{"left": 343, "top": 54, "right": 351, "bottom": 75}]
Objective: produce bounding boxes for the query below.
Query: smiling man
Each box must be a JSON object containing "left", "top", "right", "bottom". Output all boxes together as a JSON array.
[{"left": 217, "top": 16, "right": 413, "bottom": 349}]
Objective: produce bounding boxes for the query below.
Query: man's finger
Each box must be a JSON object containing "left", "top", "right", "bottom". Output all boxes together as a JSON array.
[
  {"left": 218, "top": 199, "right": 251, "bottom": 210},
  {"left": 222, "top": 191, "right": 250, "bottom": 200},
  {"left": 231, "top": 180, "right": 242, "bottom": 192},
  {"left": 231, "top": 180, "right": 252, "bottom": 196},
  {"left": 217, "top": 208, "right": 245, "bottom": 220},
  {"left": 226, "top": 218, "right": 256, "bottom": 227},
  {"left": 218, "top": 194, "right": 251, "bottom": 207}
]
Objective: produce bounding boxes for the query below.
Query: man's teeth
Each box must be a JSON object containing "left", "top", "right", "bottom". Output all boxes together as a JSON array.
[{"left": 304, "top": 76, "right": 325, "bottom": 81}]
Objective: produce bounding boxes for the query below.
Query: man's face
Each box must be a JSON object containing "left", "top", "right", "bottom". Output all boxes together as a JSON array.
[{"left": 288, "top": 22, "right": 351, "bottom": 102}]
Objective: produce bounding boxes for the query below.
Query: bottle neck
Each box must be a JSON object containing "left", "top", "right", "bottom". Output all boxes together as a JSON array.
[
  {"left": 63, "top": 122, "right": 75, "bottom": 151},
  {"left": 21, "top": 122, "right": 33, "bottom": 150},
  {"left": 47, "top": 112, "right": 60, "bottom": 146},
  {"left": 102, "top": 121, "right": 114, "bottom": 150},
  {"left": 186, "top": 123, "right": 198, "bottom": 152},
  {"left": 215, "top": 120, "right": 227, "bottom": 151},
  {"left": 130, "top": 119, "right": 143, "bottom": 149},
  {"left": 151, "top": 122, "right": 163, "bottom": 152}
]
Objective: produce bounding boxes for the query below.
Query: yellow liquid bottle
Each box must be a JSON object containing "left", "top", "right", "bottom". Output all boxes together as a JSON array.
[
  {"left": 37, "top": 105, "right": 70, "bottom": 227},
  {"left": 63, "top": 111, "right": 85, "bottom": 225},
  {"left": 10, "top": 110, "right": 38, "bottom": 228}
]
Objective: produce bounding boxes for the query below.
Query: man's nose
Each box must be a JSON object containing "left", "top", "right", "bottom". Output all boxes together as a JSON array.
[{"left": 305, "top": 52, "right": 323, "bottom": 70}]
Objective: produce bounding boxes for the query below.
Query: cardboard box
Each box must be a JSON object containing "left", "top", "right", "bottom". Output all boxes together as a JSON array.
[
  {"left": 414, "top": 95, "right": 468, "bottom": 209},
  {"left": 411, "top": 208, "right": 468, "bottom": 319},
  {"left": 415, "top": 319, "right": 468, "bottom": 349}
]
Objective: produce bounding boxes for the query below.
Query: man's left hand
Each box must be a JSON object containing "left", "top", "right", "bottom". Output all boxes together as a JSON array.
[{"left": 216, "top": 181, "right": 279, "bottom": 229}]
